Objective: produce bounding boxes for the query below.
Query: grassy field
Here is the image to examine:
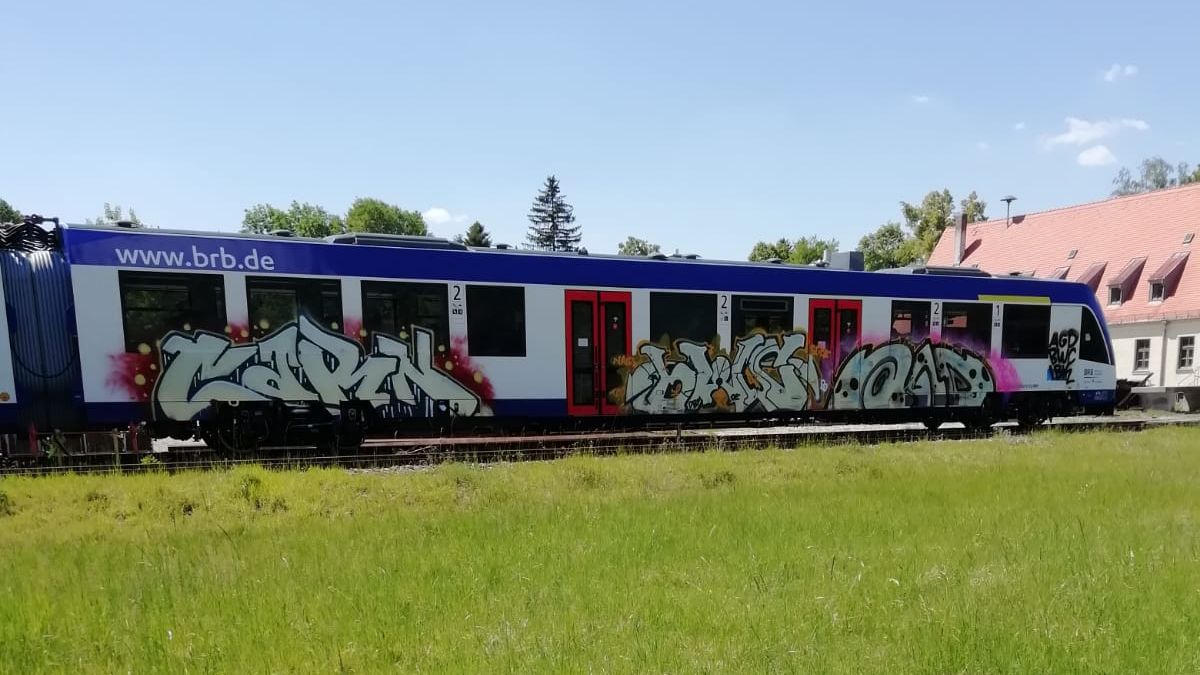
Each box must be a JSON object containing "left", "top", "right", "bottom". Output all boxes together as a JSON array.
[{"left": 1, "top": 428, "right": 1199, "bottom": 673}]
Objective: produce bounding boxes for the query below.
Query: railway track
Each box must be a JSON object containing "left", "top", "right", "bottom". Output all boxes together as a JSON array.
[{"left": 4, "top": 413, "right": 1197, "bottom": 476}]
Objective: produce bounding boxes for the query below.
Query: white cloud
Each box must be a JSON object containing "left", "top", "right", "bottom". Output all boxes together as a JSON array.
[
  {"left": 976, "top": 141, "right": 990, "bottom": 151},
  {"left": 1042, "top": 117, "right": 1149, "bottom": 147},
  {"left": 1103, "top": 63, "right": 1139, "bottom": 82},
  {"left": 1014, "top": 121, "right": 1026, "bottom": 131},
  {"left": 911, "top": 94, "right": 930, "bottom": 104},
  {"left": 421, "top": 207, "right": 468, "bottom": 226},
  {"left": 1077, "top": 145, "right": 1117, "bottom": 166}
]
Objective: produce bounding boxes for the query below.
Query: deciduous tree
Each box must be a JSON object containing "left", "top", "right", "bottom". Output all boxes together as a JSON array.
[
  {"left": 747, "top": 236, "right": 837, "bottom": 264},
  {"left": 617, "top": 236, "right": 660, "bottom": 256},
  {"left": 87, "top": 203, "right": 142, "bottom": 226},
  {"left": 0, "top": 198, "right": 20, "bottom": 224},
  {"left": 345, "top": 198, "right": 428, "bottom": 236},
  {"left": 1112, "top": 157, "right": 1200, "bottom": 196},
  {"left": 242, "top": 201, "right": 345, "bottom": 237},
  {"left": 858, "top": 222, "right": 921, "bottom": 270}
]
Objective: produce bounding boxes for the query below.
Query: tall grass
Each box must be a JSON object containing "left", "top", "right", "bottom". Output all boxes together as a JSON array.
[{"left": 1, "top": 428, "right": 1198, "bottom": 673}]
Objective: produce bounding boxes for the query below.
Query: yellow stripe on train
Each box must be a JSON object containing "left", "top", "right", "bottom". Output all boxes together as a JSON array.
[{"left": 976, "top": 294, "right": 1051, "bottom": 304}]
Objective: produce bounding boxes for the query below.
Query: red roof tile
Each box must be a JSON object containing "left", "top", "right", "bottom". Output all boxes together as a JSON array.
[{"left": 929, "top": 183, "right": 1200, "bottom": 324}]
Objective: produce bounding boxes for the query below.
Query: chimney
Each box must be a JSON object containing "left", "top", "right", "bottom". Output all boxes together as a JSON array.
[{"left": 953, "top": 212, "right": 968, "bottom": 266}]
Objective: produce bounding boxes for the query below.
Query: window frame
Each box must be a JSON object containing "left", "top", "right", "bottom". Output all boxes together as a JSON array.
[
  {"left": 1150, "top": 281, "right": 1165, "bottom": 302},
  {"left": 1178, "top": 336, "right": 1195, "bottom": 370},
  {"left": 941, "top": 301, "right": 993, "bottom": 352},
  {"left": 889, "top": 300, "right": 931, "bottom": 343},
  {"left": 466, "top": 284, "right": 527, "bottom": 357},
  {"left": 118, "top": 270, "right": 228, "bottom": 353},
  {"left": 246, "top": 276, "right": 343, "bottom": 339},
  {"left": 730, "top": 294, "right": 793, "bottom": 337},
  {"left": 1001, "top": 304, "right": 1051, "bottom": 359},
  {"left": 361, "top": 280, "right": 449, "bottom": 347},
  {"left": 1108, "top": 286, "right": 1122, "bottom": 306},
  {"left": 649, "top": 292, "right": 718, "bottom": 346},
  {"left": 1133, "top": 338, "right": 1151, "bottom": 372}
]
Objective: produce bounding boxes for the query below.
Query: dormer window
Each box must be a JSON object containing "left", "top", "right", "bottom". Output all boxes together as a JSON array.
[
  {"left": 1150, "top": 282, "right": 1165, "bottom": 302},
  {"left": 1109, "top": 286, "right": 1123, "bottom": 305}
]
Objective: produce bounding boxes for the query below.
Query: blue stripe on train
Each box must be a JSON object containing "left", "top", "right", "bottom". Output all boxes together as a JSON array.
[{"left": 64, "top": 227, "right": 1099, "bottom": 305}]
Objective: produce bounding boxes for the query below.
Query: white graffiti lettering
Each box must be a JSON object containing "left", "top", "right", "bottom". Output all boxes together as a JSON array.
[
  {"left": 830, "top": 340, "right": 994, "bottom": 409},
  {"left": 154, "top": 316, "right": 486, "bottom": 421},
  {"left": 623, "top": 332, "right": 825, "bottom": 413}
]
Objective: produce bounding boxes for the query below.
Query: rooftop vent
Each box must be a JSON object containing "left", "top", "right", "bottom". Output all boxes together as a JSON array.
[
  {"left": 1067, "top": 249, "right": 1078, "bottom": 260},
  {"left": 115, "top": 220, "right": 136, "bottom": 228},
  {"left": 646, "top": 252, "right": 669, "bottom": 261},
  {"left": 1185, "top": 233, "right": 1195, "bottom": 244},
  {"left": 495, "top": 243, "right": 511, "bottom": 249},
  {"left": 325, "top": 233, "right": 467, "bottom": 251},
  {"left": 766, "top": 257, "right": 785, "bottom": 264},
  {"left": 268, "top": 229, "right": 295, "bottom": 237}
]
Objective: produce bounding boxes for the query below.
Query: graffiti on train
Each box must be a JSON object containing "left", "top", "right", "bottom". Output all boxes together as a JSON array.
[
  {"left": 1047, "top": 328, "right": 1079, "bottom": 385},
  {"left": 618, "top": 331, "right": 828, "bottom": 413},
  {"left": 153, "top": 316, "right": 488, "bottom": 421},
  {"left": 829, "top": 340, "right": 994, "bottom": 409}
]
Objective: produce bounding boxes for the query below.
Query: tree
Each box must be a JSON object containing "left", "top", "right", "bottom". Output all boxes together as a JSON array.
[
  {"left": 242, "top": 201, "right": 344, "bottom": 237},
  {"left": 617, "top": 236, "right": 660, "bottom": 256},
  {"left": 345, "top": 198, "right": 428, "bottom": 236},
  {"left": 748, "top": 238, "right": 794, "bottom": 262},
  {"left": 1112, "top": 157, "right": 1200, "bottom": 196},
  {"left": 747, "top": 236, "right": 837, "bottom": 264},
  {"left": 87, "top": 203, "right": 142, "bottom": 226},
  {"left": 959, "top": 191, "right": 988, "bottom": 224},
  {"left": 787, "top": 236, "right": 838, "bottom": 265},
  {"left": 858, "top": 222, "right": 922, "bottom": 270},
  {"left": 900, "top": 189, "right": 954, "bottom": 256},
  {"left": 526, "top": 175, "right": 580, "bottom": 251},
  {"left": 0, "top": 198, "right": 20, "bottom": 224},
  {"left": 457, "top": 221, "right": 493, "bottom": 247}
]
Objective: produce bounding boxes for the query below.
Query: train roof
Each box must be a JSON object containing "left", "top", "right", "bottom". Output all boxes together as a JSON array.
[{"left": 50, "top": 223, "right": 1101, "bottom": 309}]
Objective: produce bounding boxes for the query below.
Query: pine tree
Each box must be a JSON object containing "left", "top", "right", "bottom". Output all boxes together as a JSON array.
[
  {"left": 460, "top": 221, "right": 492, "bottom": 247},
  {"left": 526, "top": 175, "right": 580, "bottom": 251}
]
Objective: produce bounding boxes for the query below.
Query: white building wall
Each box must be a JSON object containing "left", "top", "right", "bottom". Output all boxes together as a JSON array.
[{"left": 1109, "top": 319, "right": 1200, "bottom": 386}]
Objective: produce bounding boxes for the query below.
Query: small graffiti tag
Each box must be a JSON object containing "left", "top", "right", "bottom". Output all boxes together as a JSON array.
[{"left": 1047, "top": 329, "right": 1079, "bottom": 385}]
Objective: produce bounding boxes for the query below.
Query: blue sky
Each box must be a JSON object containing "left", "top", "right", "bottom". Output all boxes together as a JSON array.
[{"left": 2, "top": 0, "right": 1196, "bottom": 259}]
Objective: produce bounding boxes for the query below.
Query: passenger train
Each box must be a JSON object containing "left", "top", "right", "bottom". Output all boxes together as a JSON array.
[{"left": 0, "top": 219, "right": 1116, "bottom": 457}]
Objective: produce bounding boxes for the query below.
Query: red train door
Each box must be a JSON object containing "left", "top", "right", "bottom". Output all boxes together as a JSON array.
[
  {"left": 809, "top": 298, "right": 862, "bottom": 378},
  {"left": 565, "top": 290, "right": 631, "bottom": 416}
]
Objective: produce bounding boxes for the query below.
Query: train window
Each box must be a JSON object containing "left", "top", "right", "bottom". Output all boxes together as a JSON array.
[
  {"left": 119, "top": 271, "right": 227, "bottom": 352},
  {"left": 942, "top": 302, "right": 992, "bottom": 351},
  {"left": 1080, "top": 308, "right": 1110, "bottom": 364},
  {"left": 890, "top": 300, "right": 931, "bottom": 342},
  {"left": 1001, "top": 304, "right": 1051, "bottom": 359},
  {"left": 650, "top": 292, "right": 717, "bottom": 346},
  {"left": 247, "top": 277, "right": 342, "bottom": 338},
  {"left": 731, "top": 295, "right": 792, "bottom": 336},
  {"left": 361, "top": 281, "right": 449, "bottom": 347},
  {"left": 466, "top": 285, "right": 526, "bottom": 357}
]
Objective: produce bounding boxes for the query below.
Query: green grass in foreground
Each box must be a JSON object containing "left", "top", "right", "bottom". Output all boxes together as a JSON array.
[{"left": 2, "top": 428, "right": 1200, "bottom": 673}]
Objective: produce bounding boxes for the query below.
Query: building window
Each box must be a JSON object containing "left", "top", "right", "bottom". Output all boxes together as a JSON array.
[
  {"left": 1108, "top": 286, "right": 1122, "bottom": 305},
  {"left": 1150, "top": 282, "right": 1165, "bottom": 302},
  {"left": 649, "top": 292, "right": 717, "bottom": 346},
  {"left": 362, "top": 281, "right": 449, "bottom": 347},
  {"left": 1079, "top": 308, "right": 1110, "bottom": 364},
  {"left": 1134, "top": 339, "right": 1151, "bottom": 371},
  {"left": 942, "top": 302, "right": 992, "bottom": 352},
  {"left": 730, "top": 295, "right": 792, "bottom": 337},
  {"left": 889, "top": 300, "right": 931, "bottom": 342},
  {"left": 466, "top": 285, "right": 525, "bottom": 356},
  {"left": 119, "top": 271, "right": 227, "bottom": 352},
  {"left": 1001, "top": 304, "right": 1051, "bottom": 359},
  {"left": 1179, "top": 336, "right": 1195, "bottom": 370},
  {"left": 247, "top": 277, "right": 342, "bottom": 339}
]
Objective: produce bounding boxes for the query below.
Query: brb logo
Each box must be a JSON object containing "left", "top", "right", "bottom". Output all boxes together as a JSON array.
[{"left": 188, "top": 246, "right": 275, "bottom": 271}]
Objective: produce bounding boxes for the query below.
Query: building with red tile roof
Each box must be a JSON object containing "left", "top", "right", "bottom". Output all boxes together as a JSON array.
[{"left": 929, "top": 183, "right": 1200, "bottom": 387}]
